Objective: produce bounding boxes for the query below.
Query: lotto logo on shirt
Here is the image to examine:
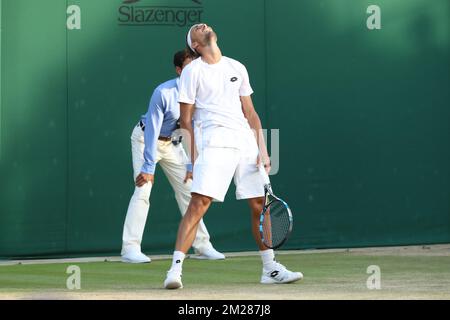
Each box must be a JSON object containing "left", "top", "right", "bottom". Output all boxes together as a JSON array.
[{"left": 118, "top": 0, "right": 203, "bottom": 27}]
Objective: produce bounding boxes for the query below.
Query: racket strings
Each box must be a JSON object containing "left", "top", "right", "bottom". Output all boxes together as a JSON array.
[{"left": 261, "top": 201, "right": 291, "bottom": 248}]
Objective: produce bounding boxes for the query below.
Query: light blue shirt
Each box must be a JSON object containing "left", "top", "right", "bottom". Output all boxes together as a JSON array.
[{"left": 140, "top": 78, "right": 192, "bottom": 174}]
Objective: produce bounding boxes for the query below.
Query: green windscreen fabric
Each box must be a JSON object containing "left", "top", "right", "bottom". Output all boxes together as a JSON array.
[
  {"left": 0, "top": 0, "right": 448, "bottom": 258},
  {"left": 0, "top": 0, "right": 68, "bottom": 257},
  {"left": 265, "top": 0, "right": 450, "bottom": 249}
]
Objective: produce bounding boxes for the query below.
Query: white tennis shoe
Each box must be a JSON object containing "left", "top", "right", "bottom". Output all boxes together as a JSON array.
[
  {"left": 260, "top": 262, "right": 303, "bottom": 284},
  {"left": 121, "top": 250, "right": 151, "bottom": 264},
  {"left": 164, "top": 270, "right": 183, "bottom": 289},
  {"left": 193, "top": 245, "right": 225, "bottom": 260}
]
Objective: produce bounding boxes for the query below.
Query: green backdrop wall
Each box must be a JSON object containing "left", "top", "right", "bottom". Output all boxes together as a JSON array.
[{"left": 0, "top": 0, "right": 449, "bottom": 258}]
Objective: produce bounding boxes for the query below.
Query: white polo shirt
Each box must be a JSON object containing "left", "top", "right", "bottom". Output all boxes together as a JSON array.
[
  {"left": 178, "top": 56, "right": 254, "bottom": 131},
  {"left": 178, "top": 56, "right": 266, "bottom": 201}
]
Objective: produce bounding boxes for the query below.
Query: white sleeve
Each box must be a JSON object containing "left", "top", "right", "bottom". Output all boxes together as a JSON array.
[
  {"left": 178, "top": 64, "right": 197, "bottom": 104},
  {"left": 239, "top": 63, "right": 254, "bottom": 97}
]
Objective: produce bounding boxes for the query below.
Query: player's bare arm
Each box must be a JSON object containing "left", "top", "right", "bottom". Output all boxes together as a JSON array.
[
  {"left": 241, "top": 95, "right": 271, "bottom": 173},
  {"left": 179, "top": 102, "right": 197, "bottom": 168}
]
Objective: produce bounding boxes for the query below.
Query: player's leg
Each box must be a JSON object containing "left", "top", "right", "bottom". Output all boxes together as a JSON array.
[
  {"left": 248, "top": 196, "right": 267, "bottom": 250},
  {"left": 164, "top": 145, "right": 239, "bottom": 289},
  {"left": 236, "top": 129, "right": 303, "bottom": 284},
  {"left": 164, "top": 192, "right": 212, "bottom": 289},
  {"left": 245, "top": 189, "right": 303, "bottom": 285},
  {"left": 158, "top": 142, "right": 224, "bottom": 259},
  {"left": 175, "top": 193, "right": 212, "bottom": 253},
  {"left": 121, "top": 125, "right": 159, "bottom": 263}
]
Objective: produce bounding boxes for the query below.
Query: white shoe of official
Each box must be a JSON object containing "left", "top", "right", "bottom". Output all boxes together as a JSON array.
[
  {"left": 193, "top": 245, "right": 226, "bottom": 260},
  {"left": 164, "top": 270, "right": 183, "bottom": 289},
  {"left": 260, "top": 262, "right": 303, "bottom": 284},
  {"left": 121, "top": 250, "right": 151, "bottom": 264}
]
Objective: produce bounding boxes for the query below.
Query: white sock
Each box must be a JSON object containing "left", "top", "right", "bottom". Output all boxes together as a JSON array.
[
  {"left": 170, "top": 251, "right": 185, "bottom": 273},
  {"left": 260, "top": 249, "right": 276, "bottom": 269}
]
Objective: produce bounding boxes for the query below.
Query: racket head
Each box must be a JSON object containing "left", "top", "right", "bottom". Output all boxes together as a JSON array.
[{"left": 259, "top": 198, "right": 293, "bottom": 249}]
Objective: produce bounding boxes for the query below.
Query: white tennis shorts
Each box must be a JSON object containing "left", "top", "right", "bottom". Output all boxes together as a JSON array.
[{"left": 191, "top": 125, "right": 267, "bottom": 202}]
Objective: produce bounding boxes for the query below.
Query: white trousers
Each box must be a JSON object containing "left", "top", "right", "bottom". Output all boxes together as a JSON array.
[{"left": 121, "top": 125, "right": 211, "bottom": 255}]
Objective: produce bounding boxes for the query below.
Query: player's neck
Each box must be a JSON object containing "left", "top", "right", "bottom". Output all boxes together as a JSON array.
[{"left": 200, "top": 43, "right": 222, "bottom": 65}]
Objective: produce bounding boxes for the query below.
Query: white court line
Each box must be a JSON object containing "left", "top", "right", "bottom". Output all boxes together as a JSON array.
[{"left": 0, "top": 244, "right": 449, "bottom": 266}]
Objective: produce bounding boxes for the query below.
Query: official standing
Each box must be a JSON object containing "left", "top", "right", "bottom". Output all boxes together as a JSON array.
[{"left": 121, "top": 49, "right": 225, "bottom": 263}]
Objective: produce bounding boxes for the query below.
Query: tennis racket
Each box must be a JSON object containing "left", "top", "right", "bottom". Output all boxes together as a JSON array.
[{"left": 258, "top": 166, "right": 293, "bottom": 249}]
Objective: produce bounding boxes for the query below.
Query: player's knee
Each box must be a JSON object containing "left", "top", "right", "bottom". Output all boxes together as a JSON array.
[
  {"left": 249, "top": 197, "right": 264, "bottom": 213},
  {"left": 190, "top": 193, "right": 212, "bottom": 212}
]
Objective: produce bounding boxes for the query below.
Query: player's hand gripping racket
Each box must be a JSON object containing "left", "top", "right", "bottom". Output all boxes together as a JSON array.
[{"left": 258, "top": 166, "right": 293, "bottom": 249}]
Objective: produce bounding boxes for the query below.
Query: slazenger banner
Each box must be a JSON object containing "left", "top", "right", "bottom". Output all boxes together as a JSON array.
[{"left": 118, "top": 0, "right": 204, "bottom": 27}]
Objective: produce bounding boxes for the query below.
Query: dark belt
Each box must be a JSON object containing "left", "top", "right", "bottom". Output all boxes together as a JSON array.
[
  {"left": 139, "top": 120, "right": 146, "bottom": 131},
  {"left": 139, "top": 120, "right": 173, "bottom": 141}
]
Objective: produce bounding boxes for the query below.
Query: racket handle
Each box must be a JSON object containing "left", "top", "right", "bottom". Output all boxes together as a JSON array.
[{"left": 264, "top": 183, "right": 273, "bottom": 194}]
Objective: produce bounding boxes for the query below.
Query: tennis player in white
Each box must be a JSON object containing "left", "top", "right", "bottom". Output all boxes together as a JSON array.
[
  {"left": 164, "top": 24, "right": 303, "bottom": 289},
  {"left": 121, "top": 49, "right": 225, "bottom": 263}
]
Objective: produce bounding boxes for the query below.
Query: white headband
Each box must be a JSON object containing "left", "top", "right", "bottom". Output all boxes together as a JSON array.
[{"left": 187, "top": 24, "right": 201, "bottom": 53}]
